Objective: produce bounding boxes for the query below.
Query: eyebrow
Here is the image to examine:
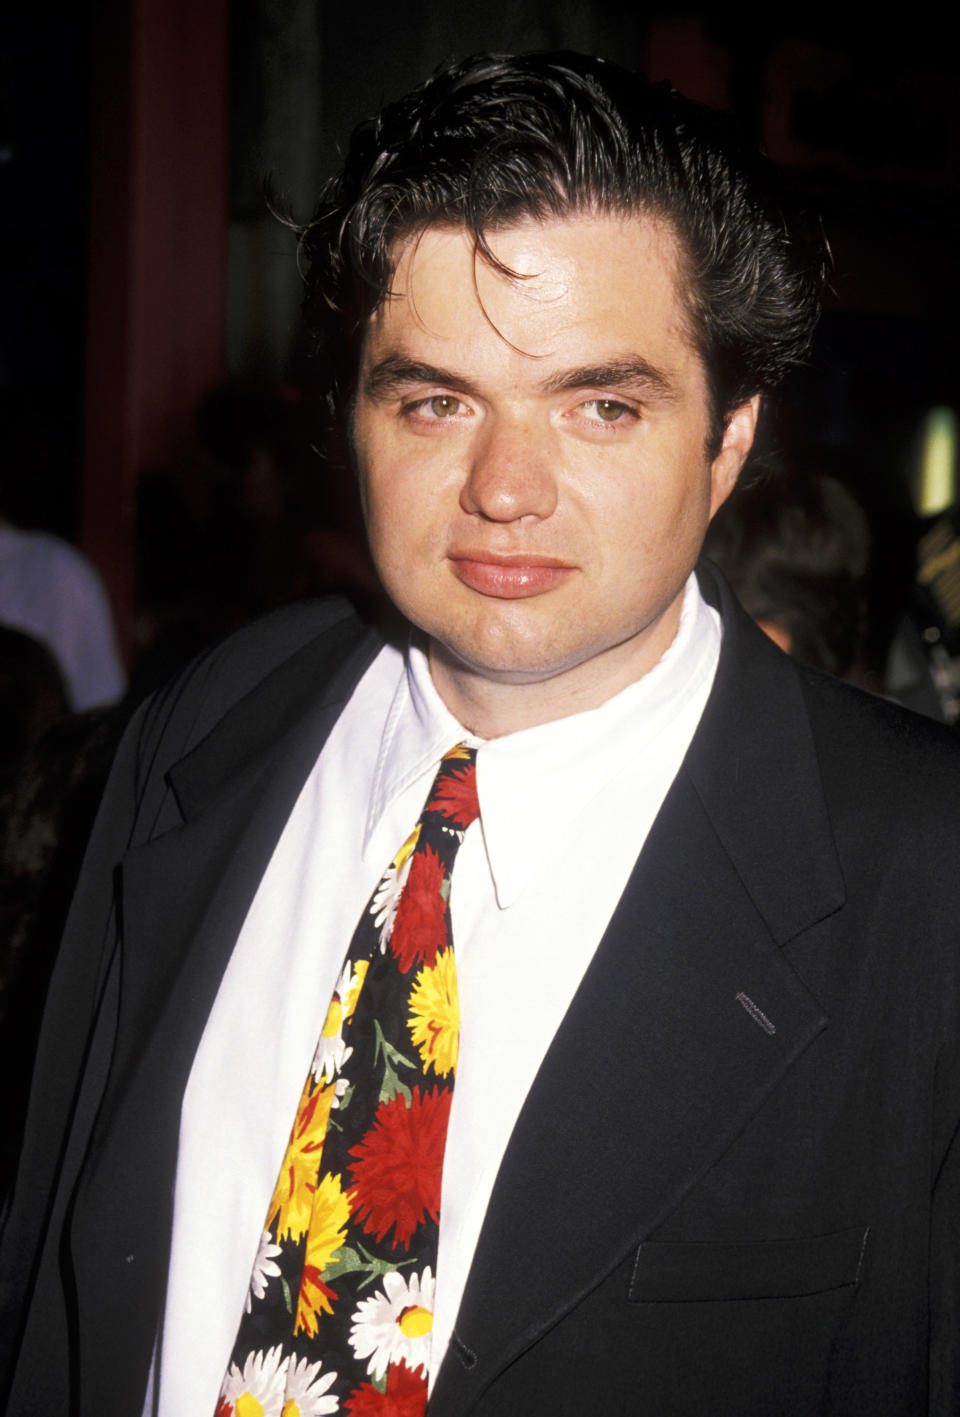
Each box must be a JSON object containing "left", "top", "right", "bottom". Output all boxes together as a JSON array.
[
  {"left": 363, "top": 356, "right": 482, "bottom": 402},
  {"left": 362, "top": 353, "right": 678, "bottom": 403},
  {"left": 538, "top": 359, "right": 677, "bottom": 401}
]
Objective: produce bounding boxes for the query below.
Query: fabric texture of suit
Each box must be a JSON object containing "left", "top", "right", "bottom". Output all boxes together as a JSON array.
[{"left": 3, "top": 562, "right": 960, "bottom": 1416}]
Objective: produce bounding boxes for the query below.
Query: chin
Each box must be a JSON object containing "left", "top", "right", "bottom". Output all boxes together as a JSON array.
[{"left": 428, "top": 622, "right": 591, "bottom": 686}]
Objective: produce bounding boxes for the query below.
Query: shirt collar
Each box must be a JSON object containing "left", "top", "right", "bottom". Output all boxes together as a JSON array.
[
  {"left": 366, "top": 573, "right": 721, "bottom": 905},
  {"left": 364, "top": 637, "right": 481, "bottom": 848}
]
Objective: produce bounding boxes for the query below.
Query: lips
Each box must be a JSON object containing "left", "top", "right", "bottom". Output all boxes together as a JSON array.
[{"left": 448, "top": 551, "right": 575, "bottom": 599}]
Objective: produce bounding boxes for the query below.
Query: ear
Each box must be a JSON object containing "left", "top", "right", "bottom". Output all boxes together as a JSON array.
[{"left": 709, "top": 394, "right": 761, "bottom": 517}]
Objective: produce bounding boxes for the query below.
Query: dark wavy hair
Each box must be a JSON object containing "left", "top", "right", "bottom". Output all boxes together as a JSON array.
[{"left": 298, "top": 51, "right": 828, "bottom": 453}]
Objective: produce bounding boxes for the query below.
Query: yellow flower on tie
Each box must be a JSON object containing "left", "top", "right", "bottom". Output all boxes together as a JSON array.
[
  {"left": 408, "top": 947, "right": 460, "bottom": 1077},
  {"left": 295, "top": 1173, "right": 351, "bottom": 1336},
  {"left": 267, "top": 1077, "right": 336, "bottom": 1242},
  {"left": 343, "top": 958, "right": 368, "bottom": 1020},
  {"left": 311, "top": 958, "right": 369, "bottom": 1084}
]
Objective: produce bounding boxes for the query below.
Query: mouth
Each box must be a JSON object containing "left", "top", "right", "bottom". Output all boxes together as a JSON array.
[{"left": 447, "top": 550, "right": 576, "bottom": 599}]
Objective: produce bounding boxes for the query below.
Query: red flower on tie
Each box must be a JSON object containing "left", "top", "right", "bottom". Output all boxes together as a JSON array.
[
  {"left": 389, "top": 846, "right": 448, "bottom": 973},
  {"left": 427, "top": 763, "right": 479, "bottom": 828},
  {"left": 347, "top": 1087, "right": 452, "bottom": 1249},
  {"left": 345, "top": 1359, "right": 429, "bottom": 1416}
]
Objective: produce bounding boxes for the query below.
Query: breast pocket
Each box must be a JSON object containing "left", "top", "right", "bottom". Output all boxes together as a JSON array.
[
  {"left": 629, "top": 1224, "right": 869, "bottom": 1302},
  {"left": 622, "top": 1227, "right": 870, "bottom": 1416}
]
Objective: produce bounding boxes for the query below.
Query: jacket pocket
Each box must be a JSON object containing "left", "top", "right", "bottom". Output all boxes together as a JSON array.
[{"left": 629, "top": 1224, "right": 870, "bottom": 1302}]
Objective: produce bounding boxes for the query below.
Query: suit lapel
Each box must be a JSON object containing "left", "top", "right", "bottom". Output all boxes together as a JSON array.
[
  {"left": 431, "top": 573, "right": 845, "bottom": 1415},
  {"left": 69, "top": 611, "right": 382, "bottom": 1413},
  {"left": 110, "top": 612, "right": 382, "bottom": 1098}
]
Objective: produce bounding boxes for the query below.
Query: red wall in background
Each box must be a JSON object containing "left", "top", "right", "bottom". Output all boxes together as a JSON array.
[{"left": 81, "top": 0, "right": 228, "bottom": 660}]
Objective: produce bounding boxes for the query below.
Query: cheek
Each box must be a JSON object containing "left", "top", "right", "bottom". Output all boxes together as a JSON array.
[
  {"left": 356, "top": 441, "right": 407, "bottom": 541},
  {"left": 589, "top": 468, "right": 711, "bottom": 583},
  {"left": 586, "top": 475, "right": 674, "bottom": 552},
  {"left": 363, "top": 445, "right": 462, "bottom": 552},
  {"left": 361, "top": 471, "right": 442, "bottom": 590}
]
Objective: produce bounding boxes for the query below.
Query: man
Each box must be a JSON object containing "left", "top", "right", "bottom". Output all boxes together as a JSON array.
[{"left": 3, "top": 52, "right": 960, "bottom": 1417}]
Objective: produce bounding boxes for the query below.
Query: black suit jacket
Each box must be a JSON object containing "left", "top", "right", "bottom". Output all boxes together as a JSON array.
[{"left": 4, "top": 565, "right": 960, "bottom": 1415}]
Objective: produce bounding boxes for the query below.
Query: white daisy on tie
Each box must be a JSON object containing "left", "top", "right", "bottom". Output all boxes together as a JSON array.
[
  {"left": 219, "top": 1343, "right": 286, "bottom": 1415},
  {"left": 347, "top": 1266, "right": 436, "bottom": 1381},
  {"left": 280, "top": 1355, "right": 339, "bottom": 1415},
  {"left": 245, "top": 1230, "right": 282, "bottom": 1312},
  {"left": 370, "top": 826, "right": 420, "bottom": 948}
]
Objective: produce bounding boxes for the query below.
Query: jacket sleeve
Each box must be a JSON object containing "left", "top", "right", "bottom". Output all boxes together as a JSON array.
[
  {"left": 0, "top": 599, "right": 366, "bottom": 1408},
  {"left": 0, "top": 692, "right": 152, "bottom": 1399}
]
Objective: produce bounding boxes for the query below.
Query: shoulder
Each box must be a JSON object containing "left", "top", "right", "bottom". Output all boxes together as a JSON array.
[
  {"left": 787, "top": 665, "right": 960, "bottom": 946},
  {"left": 701, "top": 562, "right": 960, "bottom": 920},
  {"left": 129, "top": 597, "right": 378, "bottom": 804},
  {"left": 796, "top": 663, "right": 960, "bottom": 814},
  {"left": 149, "top": 595, "right": 364, "bottom": 708},
  {"left": 703, "top": 556, "right": 960, "bottom": 820},
  {"left": 1, "top": 528, "right": 96, "bottom": 582}
]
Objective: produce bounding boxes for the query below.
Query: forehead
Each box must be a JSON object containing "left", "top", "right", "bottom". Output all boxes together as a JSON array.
[{"left": 365, "top": 213, "right": 701, "bottom": 379}]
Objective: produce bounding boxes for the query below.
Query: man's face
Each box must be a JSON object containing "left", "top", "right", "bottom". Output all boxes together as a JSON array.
[{"left": 353, "top": 214, "right": 758, "bottom": 727}]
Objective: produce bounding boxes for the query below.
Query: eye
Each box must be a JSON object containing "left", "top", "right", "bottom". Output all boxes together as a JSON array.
[
  {"left": 420, "top": 395, "right": 464, "bottom": 419},
  {"left": 399, "top": 392, "right": 473, "bottom": 433},
  {"left": 580, "top": 398, "right": 634, "bottom": 424}
]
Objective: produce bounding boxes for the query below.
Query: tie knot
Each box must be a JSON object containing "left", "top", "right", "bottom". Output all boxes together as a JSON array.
[{"left": 422, "top": 743, "right": 480, "bottom": 832}]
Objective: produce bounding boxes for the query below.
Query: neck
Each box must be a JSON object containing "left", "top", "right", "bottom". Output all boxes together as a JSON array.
[{"left": 427, "top": 614, "right": 682, "bottom": 738}]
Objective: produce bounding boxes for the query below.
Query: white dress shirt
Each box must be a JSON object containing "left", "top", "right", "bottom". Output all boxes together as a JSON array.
[{"left": 149, "top": 574, "right": 720, "bottom": 1416}]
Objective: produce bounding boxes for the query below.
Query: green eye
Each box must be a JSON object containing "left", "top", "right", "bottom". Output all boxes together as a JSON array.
[
  {"left": 429, "top": 395, "right": 461, "bottom": 417},
  {"left": 593, "top": 399, "right": 628, "bottom": 422}
]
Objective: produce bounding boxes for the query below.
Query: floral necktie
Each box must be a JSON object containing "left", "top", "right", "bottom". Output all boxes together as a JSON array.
[{"left": 217, "top": 744, "right": 480, "bottom": 1417}]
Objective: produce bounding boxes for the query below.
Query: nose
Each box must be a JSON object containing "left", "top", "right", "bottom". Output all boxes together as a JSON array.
[{"left": 459, "top": 414, "right": 558, "bottom": 522}]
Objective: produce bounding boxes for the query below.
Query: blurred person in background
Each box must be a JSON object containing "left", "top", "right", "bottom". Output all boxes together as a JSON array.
[
  {"left": 0, "top": 399, "right": 125, "bottom": 712},
  {"left": 704, "top": 468, "right": 872, "bottom": 683}
]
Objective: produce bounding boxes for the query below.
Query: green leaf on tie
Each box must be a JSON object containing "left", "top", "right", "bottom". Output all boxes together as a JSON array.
[
  {"left": 373, "top": 1020, "right": 415, "bottom": 1104},
  {"left": 379, "top": 1066, "right": 412, "bottom": 1107},
  {"left": 325, "top": 1243, "right": 416, "bottom": 1290},
  {"left": 373, "top": 1020, "right": 415, "bottom": 1073}
]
